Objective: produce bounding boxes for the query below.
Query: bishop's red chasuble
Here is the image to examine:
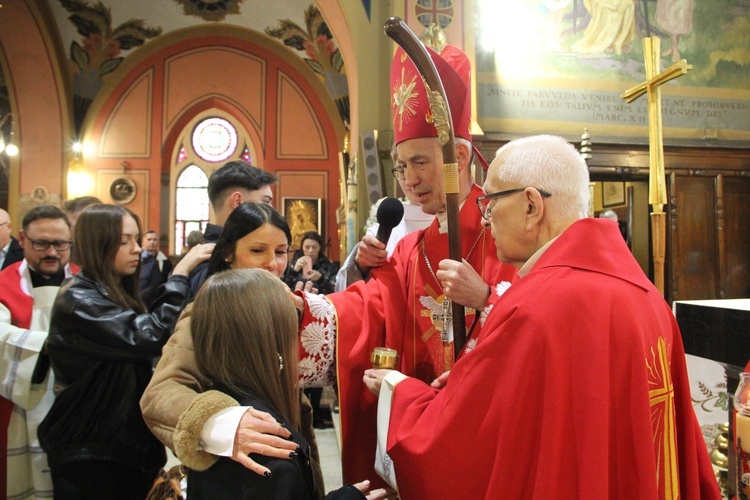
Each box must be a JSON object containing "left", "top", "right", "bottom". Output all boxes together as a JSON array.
[
  {"left": 297, "top": 184, "right": 517, "bottom": 487},
  {"left": 381, "top": 219, "right": 720, "bottom": 499}
]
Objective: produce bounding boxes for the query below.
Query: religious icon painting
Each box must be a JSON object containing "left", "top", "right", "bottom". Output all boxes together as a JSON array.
[{"left": 282, "top": 197, "right": 323, "bottom": 251}]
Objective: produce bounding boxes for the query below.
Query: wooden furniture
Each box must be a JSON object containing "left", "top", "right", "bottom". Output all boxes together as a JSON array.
[{"left": 674, "top": 298, "right": 749, "bottom": 498}]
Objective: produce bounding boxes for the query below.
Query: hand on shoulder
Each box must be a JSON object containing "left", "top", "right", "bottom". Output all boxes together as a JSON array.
[{"left": 172, "top": 243, "right": 215, "bottom": 277}]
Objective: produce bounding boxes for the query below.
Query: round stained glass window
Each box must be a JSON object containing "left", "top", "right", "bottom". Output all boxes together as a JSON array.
[{"left": 192, "top": 117, "right": 238, "bottom": 162}]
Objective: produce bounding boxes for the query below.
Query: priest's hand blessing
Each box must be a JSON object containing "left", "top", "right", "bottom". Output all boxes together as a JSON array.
[{"left": 436, "top": 258, "right": 491, "bottom": 311}]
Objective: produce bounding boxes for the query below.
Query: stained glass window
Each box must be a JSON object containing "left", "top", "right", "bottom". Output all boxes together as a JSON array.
[
  {"left": 175, "top": 164, "right": 209, "bottom": 254},
  {"left": 192, "top": 117, "right": 238, "bottom": 162},
  {"left": 241, "top": 145, "right": 252, "bottom": 163},
  {"left": 176, "top": 144, "right": 188, "bottom": 163}
]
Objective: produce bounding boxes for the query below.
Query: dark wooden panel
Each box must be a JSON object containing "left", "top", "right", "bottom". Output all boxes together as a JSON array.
[
  {"left": 722, "top": 177, "right": 750, "bottom": 298},
  {"left": 675, "top": 302, "right": 750, "bottom": 368},
  {"left": 671, "top": 176, "right": 718, "bottom": 300}
]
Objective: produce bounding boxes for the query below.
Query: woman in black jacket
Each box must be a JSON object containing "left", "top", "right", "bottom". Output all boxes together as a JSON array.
[
  {"left": 38, "top": 204, "right": 212, "bottom": 499},
  {"left": 283, "top": 231, "right": 338, "bottom": 295},
  {"left": 188, "top": 269, "right": 382, "bottom": 499}
]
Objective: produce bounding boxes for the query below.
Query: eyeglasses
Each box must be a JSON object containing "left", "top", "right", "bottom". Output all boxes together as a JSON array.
[
  {"left": 28, "top": 239, "right": 73, "bottom": 251},
  {"left": 391, "top": 161, "right": 429, "bottom": 181},
  {"left": 391, "top": 166, "right": 406, "bottom": 180},
  {"left": 476, "top": 188, "right": 552, "bottom": 220}
]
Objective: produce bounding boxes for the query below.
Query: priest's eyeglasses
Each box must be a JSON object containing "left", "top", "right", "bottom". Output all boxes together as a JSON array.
[
  {"left": 29, "top": 239, "right": 73, "bottom": 251},
  {"left": 476, "top": 188, "right": 552, "bottom": 220}
]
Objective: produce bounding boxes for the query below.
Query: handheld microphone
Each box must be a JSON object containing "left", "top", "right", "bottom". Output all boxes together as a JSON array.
[{"left": 375, "top": 197, "right": 405, "bottom": 245}]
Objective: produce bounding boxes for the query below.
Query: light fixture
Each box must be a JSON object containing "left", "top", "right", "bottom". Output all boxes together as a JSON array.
[
  {"left": 0, "top": 112, "right": 18, "bottom": 157},
  {"left": 5, "top": 132, "right": 18, "bottom": 157}
]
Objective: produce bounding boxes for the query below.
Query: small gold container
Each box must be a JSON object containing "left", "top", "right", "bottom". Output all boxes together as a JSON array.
[{"left": 371, "top": 347, "right": 398, "bottom": 369}]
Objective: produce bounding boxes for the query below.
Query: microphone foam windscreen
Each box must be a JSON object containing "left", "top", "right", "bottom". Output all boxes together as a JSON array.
[{"left": 376, "top": 197, "right": 405, "bottom": 229}]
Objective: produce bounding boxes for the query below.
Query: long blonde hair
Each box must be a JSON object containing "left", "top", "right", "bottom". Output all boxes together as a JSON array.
[{"left": 191, "top": 269, "right": 300, "bottom": 429}]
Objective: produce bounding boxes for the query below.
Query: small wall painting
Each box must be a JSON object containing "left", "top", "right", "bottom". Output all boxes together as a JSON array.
[
  {"left": 602, "top": 181, "right": 626, "bottom": 208},
  {"left": 283, "top": 197, "right": 322, "bottom": 250}
]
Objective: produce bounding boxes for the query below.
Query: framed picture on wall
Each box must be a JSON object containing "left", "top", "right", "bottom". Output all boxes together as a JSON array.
[
  {"left": 282, "top": 197, "right": 323, "bottom": 250},
  {"left": 602, "top": 182, "right": 626, "bottom": 208}
]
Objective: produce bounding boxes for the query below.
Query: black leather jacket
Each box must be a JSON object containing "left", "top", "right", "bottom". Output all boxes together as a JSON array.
[
  {"left": 38, "top": 273, "right": 190, "bottom": 472},
  {"left": 188, "top": 385, "right": 365, "bottom": 500}
]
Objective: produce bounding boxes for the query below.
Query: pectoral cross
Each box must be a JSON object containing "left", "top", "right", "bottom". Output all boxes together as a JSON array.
[
  {"left": 432, "top": 298, "right": 452, "bottom": 342},
  {"left": 621, "top": 37, "right": 691, "bottom": 295}
]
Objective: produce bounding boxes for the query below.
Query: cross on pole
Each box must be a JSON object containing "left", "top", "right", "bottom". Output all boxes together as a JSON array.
[
  {"left": 414, "top": 0, "right": 454, "bottom": 28},
  {"left": 620, "top": 37, "right": 691, "bottom": 295}
]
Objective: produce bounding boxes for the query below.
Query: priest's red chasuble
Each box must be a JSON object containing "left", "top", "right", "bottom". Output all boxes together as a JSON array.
[{"left": 382, "top": 219, "right": 720, "bottom": 499}]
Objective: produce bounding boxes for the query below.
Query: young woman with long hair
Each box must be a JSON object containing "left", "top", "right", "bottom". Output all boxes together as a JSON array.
[
  {"left": 187, "top": 269, "right": 374, "bottom": 499},
  {"left": 38, "top": 204, "right": 212, "bottom": 499},
  {"left": 142, "top": 202, "right": 324, "bottom": 493}
]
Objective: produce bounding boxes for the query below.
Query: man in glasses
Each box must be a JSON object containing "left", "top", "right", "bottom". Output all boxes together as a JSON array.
[
  {"left": 334, "top": 145, "right": 434, "bottom": 291},
  {"left": 364, "top": 135, "right": 719, "bottom": 498},
  {"left": 0, "top": 208, "right": 24, "bottom": 270},
  {"left": 290, "top": 44, "right": 518, "bottom": 487},
  {"left": 0, "top": 205, "right": 78, "bottom": 499}
]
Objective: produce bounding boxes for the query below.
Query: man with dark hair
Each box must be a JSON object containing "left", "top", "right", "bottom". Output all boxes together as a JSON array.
[
  {"left": 0, "top": 208, "right": 24, "bottom": 270},
  {"left": 139, "top": 229, "right": 173, "bottom": 306},
  {"left": 63, "top": 196, "right": 102, "bottom": 266},
  {"left": 189, "top": 161, "right": 277, "bottom": 297},
  {"left": 0, "top": 205, "right": 77, "bottom": 499},
  {"left": 62, "top": 196, "right": 102, "bottom": 233}
]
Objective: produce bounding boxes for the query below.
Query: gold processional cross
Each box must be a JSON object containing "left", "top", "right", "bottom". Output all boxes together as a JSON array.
[{"left": 620, "top": 37, "right": 691, "bottom": 295}]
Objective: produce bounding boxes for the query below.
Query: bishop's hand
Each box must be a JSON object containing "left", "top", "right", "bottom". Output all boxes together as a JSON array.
[
  {"left": 436, "top": 258, "right": 490, "bottom": 311},
  {"left": 354, "top": 234, "right": 388, "bottom": 274}
]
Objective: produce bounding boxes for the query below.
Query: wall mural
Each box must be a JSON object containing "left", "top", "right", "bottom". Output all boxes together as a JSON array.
[
  {"left": 475, "top": 0, "right": 750, "bottom": 146},
  {"left": 56, "top": 1, "right": 347, "bottom": 135},
  {"left": 59, "top": 0, "right": 162, "bottom": 134},
  {"left": 173, "top": 0, "right": 244, "bottom": 21},
  {"left": 266, "top": 5, "right": 350, "bottom": 129}
]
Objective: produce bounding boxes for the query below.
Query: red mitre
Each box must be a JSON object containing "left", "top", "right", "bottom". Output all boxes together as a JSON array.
[{"left": 390, "top": 44, "right": 472, "bottom": 146}]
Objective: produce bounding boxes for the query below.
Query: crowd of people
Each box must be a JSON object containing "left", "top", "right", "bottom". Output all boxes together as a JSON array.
[{"left": 0, "top": 38, "right": 721, "bottom": 500}]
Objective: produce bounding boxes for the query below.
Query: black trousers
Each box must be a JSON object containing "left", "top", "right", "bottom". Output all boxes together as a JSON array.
[{"left": 51, "top": 460, "right": 160, "bottom": 499}]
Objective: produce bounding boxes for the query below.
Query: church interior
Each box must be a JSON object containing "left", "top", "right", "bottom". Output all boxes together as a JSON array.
[{"left": 1, "top": 0, "right": 749, "bottom": 496}]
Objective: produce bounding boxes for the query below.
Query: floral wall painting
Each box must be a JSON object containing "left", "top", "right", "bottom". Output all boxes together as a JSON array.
[
  {"left": 266, "top": 5, "right": 350, "bottom": 129},
  {"left": 173, "top": 0, "right": 244, "bottom": 21},
  {"left": 475, "top": 0, "right": 750, "bottom": 145},
  {"left": 59, "top": 0, "right": 162, "bottom": 133},
  {"left": 283, "top": 197, "right": 322, "bottom": 250}
]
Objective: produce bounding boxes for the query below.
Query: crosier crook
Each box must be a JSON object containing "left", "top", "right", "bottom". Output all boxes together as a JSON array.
[{"left": 384, "top": 17, "right": 466, "bottom": 359}]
